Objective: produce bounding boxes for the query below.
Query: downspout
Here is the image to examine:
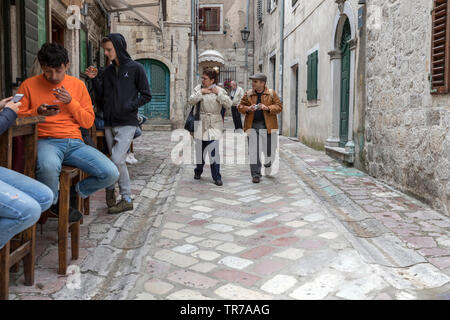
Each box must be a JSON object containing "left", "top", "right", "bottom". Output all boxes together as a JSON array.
[
  {"left": 190, "top": 0, "right": 195, "bottom": 94},
  {"left": 279, "top": 0, "right": 285, "bottom": 134},
  {"left": 245, "top": 0, "right": 250, "bottom": 90},
  {"left": 195, "top": 0, "right": 199, "bottom": 83}
]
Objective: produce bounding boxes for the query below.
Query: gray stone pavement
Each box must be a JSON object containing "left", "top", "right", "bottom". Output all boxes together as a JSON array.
[{"left": 7, "top": 118, "right": 450, "bottom": 300}]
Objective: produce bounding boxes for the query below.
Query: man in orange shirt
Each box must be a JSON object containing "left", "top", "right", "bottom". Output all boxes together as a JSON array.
[{"left": 17, "top": 43, "right": 119, "bottom": 222}]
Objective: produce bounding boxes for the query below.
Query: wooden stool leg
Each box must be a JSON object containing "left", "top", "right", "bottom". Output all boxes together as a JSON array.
[
  {"left": 0, "top": 242, "right": 11, "bottom": 300},
  {"left": 58, "top": 175, "right": 70, "bottom": 275},
  {"left": 10, "top": 240, "right": 20, "bottom": 273},
  {"left": 70, "top": 223, "right": 80, "bottom": 260},
  {"left": 22, "top": 225, "right": 36, "bottom": 286}
]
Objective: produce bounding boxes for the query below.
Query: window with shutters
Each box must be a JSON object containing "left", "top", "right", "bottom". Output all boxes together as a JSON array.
[
  {"left": 199, "top": 6, "right": 222, "bottom": 33},
  {"left": 307, "top": 50, "right": 318, "bottom": 101},
  {"left": 431, "top": 0, "right": 450, "bottom": 93},
  {"left": 257, "top": 0, "right": 263, "bottom": 24},
  {"left": 268, "top": 0, "right": 277, "bottom": 13}
]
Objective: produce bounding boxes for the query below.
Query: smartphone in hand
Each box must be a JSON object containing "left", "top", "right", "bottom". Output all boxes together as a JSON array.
[
  {"left": 45, "top": 104, "right": 60, "bottom": 111},
  {"left": 12, "top": 94, "right": 24, "bottom": 103}
]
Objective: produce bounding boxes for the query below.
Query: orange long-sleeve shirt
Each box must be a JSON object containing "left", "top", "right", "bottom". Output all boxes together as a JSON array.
[{"left": 17, "top": 74, "right": 94, "bottom": 140}]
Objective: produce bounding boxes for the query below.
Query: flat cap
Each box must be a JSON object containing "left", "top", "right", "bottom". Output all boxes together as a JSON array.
[{"left": 249, "top": 73, "right": 267, "bottom": 82}]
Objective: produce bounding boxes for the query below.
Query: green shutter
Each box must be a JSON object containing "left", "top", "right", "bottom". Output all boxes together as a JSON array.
[
  {"left": 37, "top": 0, "right": 46, "bottom": 48},
  {"left": 307, "top": 51, "right": 318, "bottom": 101},
  {"left": 80, "top": 28, "right": 87, "bottom": 73},
  {"left": 312, "top": 50, "right": 318, "bottom": 100}
]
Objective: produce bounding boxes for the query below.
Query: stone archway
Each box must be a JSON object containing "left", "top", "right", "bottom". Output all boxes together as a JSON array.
[{"left": 326, "top": 0, "right": 357, "bottom": 163}]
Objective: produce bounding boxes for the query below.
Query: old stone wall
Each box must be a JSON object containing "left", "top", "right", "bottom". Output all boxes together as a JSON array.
[
  {"left": 110, "top": 3, "right": 191, "bottom": 128},
  {"left": 365, "top": 0, "right": 450, "bottom": 215}
]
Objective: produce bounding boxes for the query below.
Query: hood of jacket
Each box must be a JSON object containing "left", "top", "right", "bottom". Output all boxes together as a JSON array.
[{"left": 108, "top": 33, "right": 132, "bottom": 65}]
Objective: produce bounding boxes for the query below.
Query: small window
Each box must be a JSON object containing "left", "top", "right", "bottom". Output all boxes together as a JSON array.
[
  {"left": 199, "top": 7, "right": 221, "bottom": 32},
  {"left": 267, "top": 0, "right": 277, "bottom": 12},
  {"left": 307, "top": 50, "right": 318, "bottom": 101}
]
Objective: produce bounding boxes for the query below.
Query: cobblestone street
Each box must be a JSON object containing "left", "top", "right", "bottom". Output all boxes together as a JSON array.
[{"left": 8, "top": 119, "right": 450, "bottom": 300}]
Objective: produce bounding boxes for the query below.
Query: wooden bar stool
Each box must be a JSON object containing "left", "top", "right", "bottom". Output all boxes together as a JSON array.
[
  {"left": 57, "top": 166, "right": 83, "bottom": 275},
  {"left": 0, "top": 225, "right": 36, "bottom": 300}
]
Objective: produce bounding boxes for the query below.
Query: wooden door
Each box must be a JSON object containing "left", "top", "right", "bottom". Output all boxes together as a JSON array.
[
  {"left": 137, "top": 59, "right": 170, "bottom": 120},
  {"left": 339, "top": 20, "right": 351, "bottom": 148}
]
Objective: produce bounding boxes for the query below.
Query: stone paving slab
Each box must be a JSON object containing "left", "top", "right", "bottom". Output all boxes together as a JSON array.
[{"left": 7, "top": 120, "right": 450, "bottom": 300}]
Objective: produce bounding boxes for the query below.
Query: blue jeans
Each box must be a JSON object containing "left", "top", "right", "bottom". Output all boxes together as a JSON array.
[
  {"left": 0, "top": 167, "right": 53, "bottom": 249},
  {"left": 36, "top": 138, "right": 119, "bottom": 204}
]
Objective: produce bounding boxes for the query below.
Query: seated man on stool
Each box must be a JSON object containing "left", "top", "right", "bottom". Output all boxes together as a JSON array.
[{"left": 17, "top": 43, "right": 119, "bottom": 222}]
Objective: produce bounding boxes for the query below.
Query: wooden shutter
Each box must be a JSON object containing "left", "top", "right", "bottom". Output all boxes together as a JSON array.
[
  {"left": 79, "top": 28, "right": 87, "bottom": 74},
  {"left": 257, "top": 0, "right": 263, "bottom": 23},
  {"left": 199, "top": 7, "right": 204, "bottom": 31},
  {"left": 307, "top": 51, "right": 318, "bottom": 101},
  {"left": 21, "top": 0, "right": 39, "bottom": 79},
  {"left": 431, "top": 0, "right": 450, "bottom": 93},
  {"left": 37, "top": 0, "right": 47, "bottom": 48},
  {"left": 201, "top": 7, "right": 220, "bottom": 32},
  {"left": 312, "top": 51, "right": 318, "bottom": 100},
  {"left": 210, "top": 7, "right": 220, "bottom": 31}
]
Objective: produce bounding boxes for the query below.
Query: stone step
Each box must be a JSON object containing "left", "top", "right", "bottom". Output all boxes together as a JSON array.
[{"left": 142, "top": 123, "right": 172, "bottom": 131}]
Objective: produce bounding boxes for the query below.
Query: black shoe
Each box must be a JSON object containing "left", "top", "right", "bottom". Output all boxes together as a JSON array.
[
  {"left": 49, "top": 204, "right": 83, "bottom": 223},
  {"left": 264, "top": 162, "right": 272, "bottom": 168},
  {"left": 194, "top": 173, "right": 201, "bottom": 180},
  {"left": 214, "top": 180, "right": 223, "bottom": 186},
  {"left": 252, "top": 176, "right": 260, "bottom": 183}
]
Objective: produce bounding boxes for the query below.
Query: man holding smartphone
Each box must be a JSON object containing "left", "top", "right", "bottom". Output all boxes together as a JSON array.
[
  {"left": 238, "top": 73, "right": 283, "bottom": 183},
  {"left": 16, "top": 43, "right": 119, "bottom": 222}
]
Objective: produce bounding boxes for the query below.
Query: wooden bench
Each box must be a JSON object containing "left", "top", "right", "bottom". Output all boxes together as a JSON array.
[
  {"left": 0, "top": 225, "right": 36, "bottom": 300},
  {"left": 0, "top": 116, "right": 44, "bottom": 300}
]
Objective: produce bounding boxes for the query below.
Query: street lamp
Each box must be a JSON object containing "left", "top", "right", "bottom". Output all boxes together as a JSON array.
[
  {"left": 240, "top": 27, "right": 250, "bottom": 42},
  {"left": 241, "top": 27, "right": 250, "bottom": 89}
]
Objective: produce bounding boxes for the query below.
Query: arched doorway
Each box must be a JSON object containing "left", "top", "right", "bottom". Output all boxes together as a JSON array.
[
  {"left": 339, "top": 19, "right": 351, "bottom": 148},
  {"left": 137, "top": 59, "right": 170, "bottom": 120}
]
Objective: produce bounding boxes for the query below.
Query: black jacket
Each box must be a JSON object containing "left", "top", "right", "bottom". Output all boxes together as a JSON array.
[{"left": 92, "top": 33, "right": 151, "bottom": 127}]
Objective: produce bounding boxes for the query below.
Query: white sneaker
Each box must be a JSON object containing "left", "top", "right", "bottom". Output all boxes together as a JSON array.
[{"left": 126, "top": 153, "right": 138, "bottom": 164}]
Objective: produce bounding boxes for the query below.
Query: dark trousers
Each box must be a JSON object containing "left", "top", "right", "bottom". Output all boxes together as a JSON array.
[
  {"left": 231, "top": 106, "right": 243, "bottom": 130},
  {"left": 194, "top": 139, "right": 222, "bottom": 181},
  {"left": 248, "top": 122, "right": 277, "bottom": 178}
]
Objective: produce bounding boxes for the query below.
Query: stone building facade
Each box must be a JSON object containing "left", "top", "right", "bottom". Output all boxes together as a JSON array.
[
  {"left": 109, "top": 0, "right": 191, "bottom": 128},
  {"left": 197, "top": 0, "right": 254, "bottom": 91},
  {"left": 365, "top": 0, "right": 449, "bottom": 215},
  {"left": 253, "top": 0, "right": 281, "bottom": 93},
  {"left": 0, "top": 0, "right": 107, "bottom": 97},
  {"left": 282, "top": 0, "right": 365, "bottom": 169}
]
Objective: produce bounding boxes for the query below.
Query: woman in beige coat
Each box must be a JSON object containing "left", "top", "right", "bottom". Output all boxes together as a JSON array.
[{"left": 188, "top": 69, "right": 232, "bottom": 186}]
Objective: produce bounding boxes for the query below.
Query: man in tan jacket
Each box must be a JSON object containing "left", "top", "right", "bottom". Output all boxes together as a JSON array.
[{"left": 238, "top": 73, "right": 283, "bottom": 183}]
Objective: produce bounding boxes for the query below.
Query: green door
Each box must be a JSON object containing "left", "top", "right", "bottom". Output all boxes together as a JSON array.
[
  {"left": 339, "top": 20, "right": 351, "bottom": 148},
  {"left": 137, "top": 59, "right": 170, "bottom": 120}
]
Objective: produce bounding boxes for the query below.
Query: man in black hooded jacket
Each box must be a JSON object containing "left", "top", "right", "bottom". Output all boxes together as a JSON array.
[{"left": 85, "top": 33, "right": 151, "bottom": 214}]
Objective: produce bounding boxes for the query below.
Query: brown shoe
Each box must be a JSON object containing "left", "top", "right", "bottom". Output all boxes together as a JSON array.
[
  {"left": 108, "top": 199, "right": 133, "bottom": 215},
  {"left": 106, "top": 189, "right": 116, "bottom": 208},
  {"left": 252, "top": 176, "right": 260, "bottom": 183}
]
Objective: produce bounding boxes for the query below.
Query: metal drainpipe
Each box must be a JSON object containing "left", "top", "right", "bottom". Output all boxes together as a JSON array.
[
  {"left": 245, "top": 0, "right": 250, "bottom": 90},
  {"left": 195, "top": 0, "right": 199, "bottom": 83},
  {"left": 190, "top": 0, "right": 195, "bottom": 93},
  {"left": 279, "top": 0, "right": 285, "bottom": 134}
]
